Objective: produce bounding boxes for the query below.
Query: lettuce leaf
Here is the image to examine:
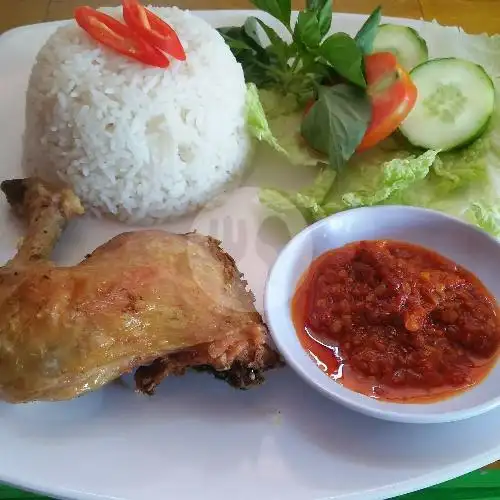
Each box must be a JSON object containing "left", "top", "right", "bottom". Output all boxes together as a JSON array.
[
  {"left": 261, "top": 150, "right": 438, "bottom": 222},
  {"left": 245, "top": 83, "right": 287, "bottom": 155},
  {"left": 329, "top": 150, "right": 438, "bottom": 210},
  {"left": 258, "top": 89, "right": 326, "bottom": 167},
  {"left": 467, "top": 202, "right": 500, "bottom": 236},
  {"left": 260, "top": 168, "right": 335, "bottom": 224}
]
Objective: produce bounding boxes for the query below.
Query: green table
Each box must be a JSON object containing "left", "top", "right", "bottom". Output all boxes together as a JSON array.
[{"left": 2, "top": 471, "right": 500, "bottom": 500}]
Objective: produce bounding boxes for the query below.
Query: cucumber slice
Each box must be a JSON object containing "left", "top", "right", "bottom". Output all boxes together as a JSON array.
[
  {"left": 399, "top": 58, "right": 495, "bottom": 151},
  {"left": 372, "top": 24, "right": 428, "bottom": 70}
]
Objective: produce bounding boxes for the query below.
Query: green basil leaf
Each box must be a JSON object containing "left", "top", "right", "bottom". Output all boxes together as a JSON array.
[
  {"left": 219, "top": 26, "right": 264, "bottom": 57},
  {"left": 355, "top": 6, "right": 382, "bottom": 54},
  {"left": 253, "top": 17, "right": 283, "bottom": 46},
  {"left": 294, "top": 10, "right": 322, "bottom": 48},
  {"left": 218, "top": 27, "right": 252, "bottom": 50},
  {"left": 252, "top": 0, "right": 292, "bottom": 27},
  {"left": 300, "top": 84, "right": 371, "bottom": 171},
  {"left": 253, "top": 17, "right": 291, "bottom": 62},
  {"left": 319, "top": 33, "right": 366, "bottom": 87},
  {"left": 243, "top": 17, "right": 263, "bottom": 47},
  {"left": 243, "top": 61, "right": 276, "bottom": 87},
  {"left": 306, "top": 0, "right": 332, "bottom": 37},
  {"left": 218, "top": 25, "right": 277, "bottom": 88}
]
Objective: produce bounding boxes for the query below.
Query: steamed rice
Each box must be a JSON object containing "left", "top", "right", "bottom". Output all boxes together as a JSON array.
[{"left": 22, "top": 6, "right": 252, "bottom": 223}]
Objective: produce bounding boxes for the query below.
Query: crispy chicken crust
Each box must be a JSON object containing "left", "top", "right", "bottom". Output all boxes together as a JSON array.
[{"left": 0, "top": 178, "right": 282, "bottom": 403}]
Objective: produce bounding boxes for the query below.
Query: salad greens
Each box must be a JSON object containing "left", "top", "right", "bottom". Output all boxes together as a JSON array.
[
  {"left": 219, "top": 0, "right": 377, "bottom": 95},
  {"left": 245, "top": 83, "right": 287, "bottom": 155},
  {"left": 354, "top": 6, "right": 382, "bottom": 54},
  {"left": 218, "top": 0, "right": 382, "bottom": 169},
  {"left": 233, "top": 3, "right": 500, "bottom": 239},
  {"left": 261, "top": 76, "right": 500, "bottom": 236},
  {"left": 300, "top": 84, "right": 371, "bottom": 171},
  {"left": 260, "top": 148, "right": 439, "bottom": 224}
]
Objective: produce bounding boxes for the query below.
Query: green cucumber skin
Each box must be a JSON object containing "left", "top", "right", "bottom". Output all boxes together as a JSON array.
[
  {"left": 378, "top": 24, "right": 429, "bottom": 58},
  {"left": 373, "top": 24, "right": 429, "bottom": 69},
  {"left": 414, "top": 114, "right": 491, "bottom": 152},
  {"left": 399, "top": 57, "right": 496, "bottom": 152},
  {"left": 410, "top": 57, "right": 495, "bottom": 82},
  {"left": 453, "top": 117, "right": 492, "bottom": 150},
  {"left": 402, "top": 26, "right": 428, "bottom": 64}
]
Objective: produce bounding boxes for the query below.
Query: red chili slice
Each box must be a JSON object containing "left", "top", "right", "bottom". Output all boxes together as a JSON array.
[
  {"left": 122, "top": 0, "right": 186, "bottom": 61},
  {"left": 74, "top": 6, "right": 170, "bottom": 68}
]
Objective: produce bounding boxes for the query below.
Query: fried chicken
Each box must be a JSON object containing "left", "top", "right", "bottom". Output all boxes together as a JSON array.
[{"left": 0, "top": 178, "right": 282, "bottom": 403}]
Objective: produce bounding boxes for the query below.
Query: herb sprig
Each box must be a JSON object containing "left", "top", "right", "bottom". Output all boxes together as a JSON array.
[{"left": 218, "top": 1, "right": 382, "bottom": 170}]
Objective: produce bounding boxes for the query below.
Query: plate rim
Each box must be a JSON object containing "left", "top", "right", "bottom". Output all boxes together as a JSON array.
[{"left": 0, "top": 11, "right": 498, "bottom": 500}]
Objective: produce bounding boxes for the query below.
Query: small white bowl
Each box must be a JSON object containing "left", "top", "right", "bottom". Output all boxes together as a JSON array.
[{"left": 264, "top": 205, "right": 500, "bottom": 424}]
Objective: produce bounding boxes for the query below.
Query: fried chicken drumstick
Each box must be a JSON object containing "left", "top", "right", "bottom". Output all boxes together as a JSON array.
[{"left": 0, "top": 178, "right": 281, "bottom": 403}]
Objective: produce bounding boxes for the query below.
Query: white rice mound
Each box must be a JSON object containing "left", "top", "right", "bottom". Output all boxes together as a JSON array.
[{"left": 22, "top": 6, "right": 252, "bottom": 224}]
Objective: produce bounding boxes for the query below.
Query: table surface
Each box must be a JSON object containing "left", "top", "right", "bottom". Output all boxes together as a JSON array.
[{"left": 0, "top": 0, "right": 500, "bottom": 497}]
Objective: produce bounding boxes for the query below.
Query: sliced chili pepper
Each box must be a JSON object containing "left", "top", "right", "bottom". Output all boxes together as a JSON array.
[
  {"left": 74, "top": 6, "right": 170, "bottom": 68},
  {"left": 122, "top": 0, "right": 186, "bottom": 61}
]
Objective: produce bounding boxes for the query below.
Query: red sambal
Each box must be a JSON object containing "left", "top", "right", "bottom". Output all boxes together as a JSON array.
[{"left": 292, "top": 240, "right": 500, "bottom": 402}]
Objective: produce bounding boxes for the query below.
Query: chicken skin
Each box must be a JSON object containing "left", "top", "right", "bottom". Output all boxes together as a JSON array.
[{"left": 0, "top": 178, "right": 281, "bottom": 403}]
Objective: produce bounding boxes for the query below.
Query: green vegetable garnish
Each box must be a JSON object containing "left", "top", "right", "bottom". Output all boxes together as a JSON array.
[
  {"left": 319, "top": 33, "right": 367, "bottom": 87},
  {"left": 219, "top": 0, "right": 381, "bottom": 97},
  {"left": 354, "top": 6, "right": 382, "bottom": 54},
  {"left": 234, "top": 3, "right": 500, "bottom": 242},
  {"left": 245, "top": 83, "right": 287, "bottom": 155},
  {"left": 218, "top": 0, "right": 382, "bottom": 170},
  {"left": 300, "top": 84, "right": 371, "bottom": 170}
]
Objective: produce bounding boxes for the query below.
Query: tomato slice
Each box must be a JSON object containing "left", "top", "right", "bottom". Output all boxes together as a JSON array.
[
  {"left": 356, "top": 52, "right": 417, "bottom": 151},
  {"left": 302, "top": 52, "right": 417, "bottom": 153},
  {"left": 122, "top": 0, "right": 186, "bottom": 61},
  {"left": 74, "top": 6, "right": 169, "bottom": 68}
]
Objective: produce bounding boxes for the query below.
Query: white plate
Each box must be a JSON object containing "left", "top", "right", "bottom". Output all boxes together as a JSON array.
[{"left": 1, "top": 11, "right": 500, "bottom": 500}]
